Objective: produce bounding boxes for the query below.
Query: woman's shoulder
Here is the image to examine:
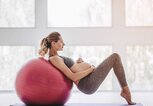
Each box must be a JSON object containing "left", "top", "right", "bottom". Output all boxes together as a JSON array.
[
  {"left": 49, "top": 55, "right": 73, "bottom": 62},
  {"left": 49, "top": 55, "right": 62, "bottom": 61}
]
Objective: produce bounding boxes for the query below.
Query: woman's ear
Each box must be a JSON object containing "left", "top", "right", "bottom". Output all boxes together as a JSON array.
[{"left": 51, "top": 41, "right": 55, "bottom": 46}]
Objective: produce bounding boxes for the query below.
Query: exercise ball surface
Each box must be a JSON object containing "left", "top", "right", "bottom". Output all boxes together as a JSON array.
[{"left": 15, "top": 57, "right": 73, "bottom": 106}]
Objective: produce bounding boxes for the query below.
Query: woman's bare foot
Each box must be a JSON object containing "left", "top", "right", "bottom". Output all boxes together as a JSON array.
[{"left": 120, "top": 86, "right": 136, "bottom": 105}]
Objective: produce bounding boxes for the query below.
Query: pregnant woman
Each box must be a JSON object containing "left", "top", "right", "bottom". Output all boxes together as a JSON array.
[{"left": 38, "top": 32, "right": 136, "bottom": 105}]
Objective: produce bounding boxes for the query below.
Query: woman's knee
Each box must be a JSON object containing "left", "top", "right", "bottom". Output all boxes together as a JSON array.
[{"left": 112, "top": 53, "right": 121, "bottom": 59}]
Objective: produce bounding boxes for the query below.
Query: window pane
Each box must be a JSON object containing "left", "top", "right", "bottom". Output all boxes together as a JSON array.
[
  {"left": 126, "top": 46, "right": 153, "bottom": 91},
  {"left": 60, "top": 46, "right": 113, "bottom": 91},
  {"left": 0, "top": 0, "right": 35, "bottom": 27},
  {"left": 48, "top": 0, "right": 112, "bottom": 27},
  {"left": 126, "top": 0, "right": 153, "bottom": 26},
  {"left": 0, "top": 46, "right": 36, "bottom": 90}
]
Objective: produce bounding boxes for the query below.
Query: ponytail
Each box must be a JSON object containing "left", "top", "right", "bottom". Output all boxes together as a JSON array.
[{"left": 38, "top": 38, "right": 49, "bottom": 57}]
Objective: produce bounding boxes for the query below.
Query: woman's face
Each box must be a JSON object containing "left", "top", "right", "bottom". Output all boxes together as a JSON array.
[{"left": 52, "top": 36, "right": 65, "bottom": 51}]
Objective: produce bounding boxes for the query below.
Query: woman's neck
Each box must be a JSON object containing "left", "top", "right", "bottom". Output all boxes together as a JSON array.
[{"left": 49, "top": 49, "right": 58, "bottom": 56}]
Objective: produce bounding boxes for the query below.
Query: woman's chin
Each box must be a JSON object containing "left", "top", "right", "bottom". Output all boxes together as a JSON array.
[{"left": 58, "top": 49, "right": 63, "bottom": 51}]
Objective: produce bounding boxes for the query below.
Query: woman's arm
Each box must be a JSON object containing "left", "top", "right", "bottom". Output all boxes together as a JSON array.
[
  {"left": 50, "top": 56, "right": 94, "bottom": 82},
  {"left": 72, "top": 65, "right": 94, "bottom": 81}
]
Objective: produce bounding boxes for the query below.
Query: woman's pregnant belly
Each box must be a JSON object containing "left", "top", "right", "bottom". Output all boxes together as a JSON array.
[{"left": 70, "top": 62, "right": 91, "bottom": 73}]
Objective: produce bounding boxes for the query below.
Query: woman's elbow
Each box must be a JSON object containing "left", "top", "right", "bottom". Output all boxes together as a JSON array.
[{"left": 71, "top": 74, "right": 78, "bottom": 82}]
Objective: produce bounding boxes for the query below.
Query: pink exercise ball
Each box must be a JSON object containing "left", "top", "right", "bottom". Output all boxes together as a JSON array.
[{"left": 15, "top": 57, "right": 73, "bottom": 106}]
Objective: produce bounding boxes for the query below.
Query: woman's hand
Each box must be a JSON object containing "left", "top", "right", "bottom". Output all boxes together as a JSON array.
[
  {"left": 76, "top": 58, "right": 84, "bottom": 63},
  {"left": 90, "top": 65, "right": 95, "bottom": 71}
]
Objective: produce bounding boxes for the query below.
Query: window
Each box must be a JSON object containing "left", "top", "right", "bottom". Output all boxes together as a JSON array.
[
  {"left": 0, "top": 0, "right": 35, "bottom": 27},
  {"left": 0, "top": 46, "right": 36, "bottom": 90},
  {"left": 125, "top": 0, "right": 153, "bottom": 26},
  {"left": 48, "top": 0, "right": 112, "bottom": 27},
  {"left": 1, "top": 0, "right": 153, "bottom": 93},
  {"left": 126, "top": 46, "right": 153, "bottom": 91}
]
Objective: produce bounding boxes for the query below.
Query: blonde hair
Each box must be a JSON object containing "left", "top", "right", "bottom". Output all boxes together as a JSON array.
[{"left": 38, "top": 32, "right": 61, "bottom": 57}]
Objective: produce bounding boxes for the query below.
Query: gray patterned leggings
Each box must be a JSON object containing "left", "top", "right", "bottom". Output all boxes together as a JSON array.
[{"left": 77, "top": 53, "right": 128, "bottom": 94}]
